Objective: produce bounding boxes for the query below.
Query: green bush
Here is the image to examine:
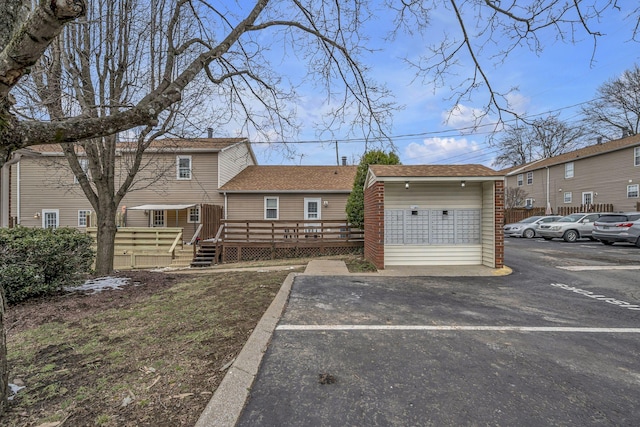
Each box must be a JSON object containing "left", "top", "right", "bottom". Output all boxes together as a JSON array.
[{"left": 0, "top": 227, "right": 95, "bottom": 304}]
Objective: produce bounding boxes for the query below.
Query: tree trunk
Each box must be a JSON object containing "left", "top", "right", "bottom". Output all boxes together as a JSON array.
[
  {"left": 94, "top": 207, "right": 117, "bottom": 276},
  {"left": 0, "top": 287, "right": 7, "bottom": 414}
]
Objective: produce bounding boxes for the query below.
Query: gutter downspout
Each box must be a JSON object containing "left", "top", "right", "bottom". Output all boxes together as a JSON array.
[
  {"left": 223, "top": 192, "right": 228, "bottom": 220},
  {"left": 546, "top": 166, "right": 550, "bottom": 214},
  {"left": 1, "top": 153, "right": 24, "bottom": 227}
]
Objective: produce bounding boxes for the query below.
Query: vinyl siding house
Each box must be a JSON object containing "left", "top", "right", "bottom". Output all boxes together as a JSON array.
[
  {"left": 363, "top": 165, "right": 505, "bottom": 269},
  {"left": 504, "top": 134, "right": 640, "bottom": 213},
  {"left": 219, "top": 165, "right": 357, "bottom": 221},
  {"left": 5, "top": 138, "right": 256, "bottom": 242}
]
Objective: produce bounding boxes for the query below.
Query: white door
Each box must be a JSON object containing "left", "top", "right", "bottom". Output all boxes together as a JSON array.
[
  {"left": 582, "top": 192, "right": 593, "bottom": 206},
  {"left": 304, "top": 198, "right": 321, "bottom": 236},
  {"left": 42, "top": 209, "right": 59, "bottom": 229}
]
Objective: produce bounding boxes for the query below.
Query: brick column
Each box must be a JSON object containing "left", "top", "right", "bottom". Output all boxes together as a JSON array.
[
  {"left": 364, "top": 181, "right": 385, "bottom": 269},
  {"left": 494, "top": 180, "right": 505, "bottom": 268}
]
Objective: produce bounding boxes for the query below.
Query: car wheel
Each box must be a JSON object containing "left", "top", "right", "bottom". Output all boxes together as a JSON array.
[
  {"left": 601, "top": 240, "right": 614, "bottom": 246},
  {"left": 523, "top": 229, "right": 535, "bottom": 239},
  {"left": 563, "top": 230, "right": 579, "bottom": 242}
]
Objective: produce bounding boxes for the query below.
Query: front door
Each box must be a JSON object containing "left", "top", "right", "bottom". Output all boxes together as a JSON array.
[
  {"left": 582, "top": 192, "right": 593, "bottom": 206},
  {"left": 304, "top": 198, "right": 321, "bottom": 237}
]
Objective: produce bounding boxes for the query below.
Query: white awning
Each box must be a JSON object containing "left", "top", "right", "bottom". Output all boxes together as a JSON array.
[{"left": 127, "top": 204, "right": 196, "bottom": 211}]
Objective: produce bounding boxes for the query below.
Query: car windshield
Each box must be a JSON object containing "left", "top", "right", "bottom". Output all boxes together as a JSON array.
[
  {"left": 520, "top": 216, "right": 542, "bottom": 224},
  {"left": 597, "top": 215, "right": 629, "bottom": 223},
  {"left": 557, "top": 214, "right": 583, "bottom": 223}
]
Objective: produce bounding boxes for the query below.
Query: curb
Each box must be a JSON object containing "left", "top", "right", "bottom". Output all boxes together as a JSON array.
[{"left": 194, "top": 272, "right": 298, "bottom": 427}]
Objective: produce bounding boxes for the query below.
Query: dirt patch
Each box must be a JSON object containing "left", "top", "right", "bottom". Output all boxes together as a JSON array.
[{"left": 4, "top": 269, "right": 300, "bottom": 426}]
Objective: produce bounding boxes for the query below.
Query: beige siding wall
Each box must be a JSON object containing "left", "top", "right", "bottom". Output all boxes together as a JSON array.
[
  {"left": 11, "top": 151, "right": 224, "bottom": 236},
  {"left": 226, "top": 193, "right": 350, "bottom": 221},
  {"left": 218, "top": 142, "right": 255, "bottom": 187},
  {"left": 506, "top": 147, "right": 640, "bottom": 211},
  {"left": 481, "top": 181, "right": 496, "bottom": 267},
  {"left": 383, "top": 182, "right": 483, "bottom": 266}
]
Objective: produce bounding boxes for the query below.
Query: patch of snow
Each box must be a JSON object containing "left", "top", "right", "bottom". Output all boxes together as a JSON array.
[{"left": 65, "top": 276, "right": 132, "bottom": 294}]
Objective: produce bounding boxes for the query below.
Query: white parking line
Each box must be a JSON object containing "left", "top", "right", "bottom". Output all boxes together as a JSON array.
[
  {"left": 550, "top": 283, "right": 640, "bottom": 310},
  {"left": 276, "top": 325, "right": 640, "bottom": 332},
  {"left": 557, "top": 265, "right": 640, "bottom": 271}
]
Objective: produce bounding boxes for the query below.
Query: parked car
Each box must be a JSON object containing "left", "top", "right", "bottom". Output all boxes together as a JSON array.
[
  {"left": 592, "top": 212, "right": 640, "bottom": 247},
  {"left": 537, "top": 213, "right": 602, "bottom": 242},
  {"left": 503, "top": 215, "right": 563, "bottom": 238}
]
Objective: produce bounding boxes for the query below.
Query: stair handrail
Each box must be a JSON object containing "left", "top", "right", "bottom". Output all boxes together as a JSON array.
[
  {"left": 189, "top": 223, "right": 204, "bottom": 245},
  {"left": 213, "top": 224, "right": 225, "bottom": 265},
  {"left": 168, "top": 231, "right": 183, "bottom": 259}
]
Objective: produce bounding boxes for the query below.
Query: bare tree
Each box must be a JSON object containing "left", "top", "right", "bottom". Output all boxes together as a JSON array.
[
  {"left": 492, "top": 116, "right": 586, "bottom": 168},
  {"left": 391, "top": 1, "right": 637, "bottom": 126},
  {"left": 581, "top": 64, "right": 640, "bottom": 140},
  {"left": 505, "top": 187, "right": 529, "bottom": 209}
]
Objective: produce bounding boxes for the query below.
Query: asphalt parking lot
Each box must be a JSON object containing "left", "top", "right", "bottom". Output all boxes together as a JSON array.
[{"left": 236, "top": 238, "right": 640, "bottom": 426}]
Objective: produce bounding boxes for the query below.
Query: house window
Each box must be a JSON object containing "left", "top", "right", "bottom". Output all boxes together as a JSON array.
[
  {"left": 524, "top": 198, "right": 534, "bottom": 208},
  {"left": 264, "top": 197, "right": 279, "bottom": 219},
  {"left": 152, "top": 210, "right": 165, "bottom": 227},
  {"left": 78, "top": 210, "right": 91, "bottom": 227},
  {"left": 565, "top": 162, "right": 574, "bottom": 178},
  {"left": 517, "top": 174, "right": 523, "bottom": 186},
  {"left": 582, "top": 192, "right": 593, "bottom": 205},
  {"left": 188, "top": 206, "right": 200, "bottom": 223},
  {"left": 635, "top": 147, "right": 640, "bottom": 166},
  {"left": 564, "top": 192, "right": 572, "bottom": 203},
  {"left": 42, "top": 209, "right": 59, "bottom": 229},
  {"left": 74, "top": 158, "right": 90, "bottom": 183},
  {"left": 628, "top": 184, "right": 639, "bottom": 198},
  {"left": 304, "top": 198, "right": 321, "bottom": 220},
  {"left": 176, "top": 155, "right": 192, "bottom": 180},
  {"left": 526, "top": 172, "right": 533, "bottom": 185}
]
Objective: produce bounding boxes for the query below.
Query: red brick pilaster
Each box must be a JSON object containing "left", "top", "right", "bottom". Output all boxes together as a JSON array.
[
  {"left": 494, "top": 180, "right": 505, "bottom": 268},
  {"left": 364, "top": 181, "right": 385, "bottom": 269}
]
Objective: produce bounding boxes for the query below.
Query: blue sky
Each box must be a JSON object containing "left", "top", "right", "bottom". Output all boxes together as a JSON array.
[{"left": 247, "top": 4, "right": 640, "bottom": 168}]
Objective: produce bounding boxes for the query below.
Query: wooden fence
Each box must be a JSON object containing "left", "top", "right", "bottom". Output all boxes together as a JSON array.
[
  {"left": 504, "top": 204, "right": 615, "bottom": 224},
  {"left": 201, "top": 204, "right": 223, "bottom": 240},
  {"left": 216, "top": 219, "right": 364, "bottom": 263}
]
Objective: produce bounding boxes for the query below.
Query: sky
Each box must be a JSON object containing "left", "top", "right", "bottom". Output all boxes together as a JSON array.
[{"left": 246, "top": 2, "right": 640, "bottom": 169}]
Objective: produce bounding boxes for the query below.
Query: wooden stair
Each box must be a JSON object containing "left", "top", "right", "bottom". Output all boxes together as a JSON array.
[{"left": 190, "top": 241, "right": 219, "bottom": 267}]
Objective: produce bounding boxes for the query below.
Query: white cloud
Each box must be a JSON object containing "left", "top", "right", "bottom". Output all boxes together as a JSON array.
[
  {"left": 441, "top": 104, "right": 486, "bottom": 129},
  {"left": 403, "top": 136, "right": 482, "bottom": 164}
]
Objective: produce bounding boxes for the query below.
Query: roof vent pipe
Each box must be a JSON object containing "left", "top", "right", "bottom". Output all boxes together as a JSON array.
[
  {"left": 341, "top": 156, "right": 347, "bottom": 166},
  {"left": 207, "top": 127, "right": 213, "bottom": 138}
]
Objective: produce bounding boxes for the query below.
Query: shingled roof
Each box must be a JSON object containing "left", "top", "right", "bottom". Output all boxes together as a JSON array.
[
  {"left": 503, "top": 133, "right": 640, "bottom": 175},
  {"left": 27, "top": 137, "right": 247, "bottom": 154},
  {"left": 369, "top": 164, "right": 502, "bottom": 178},
  {"left": 219, "top": 165, "right": 357, "bottom": 192}
]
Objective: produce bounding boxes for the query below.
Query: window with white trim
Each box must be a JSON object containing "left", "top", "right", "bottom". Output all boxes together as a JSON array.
[
  {"left": 526, "top": 172, "right": 533, "bottom": 185},
  {"left": 564, "top": 192, "right": 572, "bottom": 203},
  {"left": 176, "top": 155, "right": 192, "bottom": 180},
  {"left": 517, "top": 174, "right": 523, "bottom": 186},
  {"left": 78, "top": 209, "right": 91, "bottom": 227},
  {"left": 152, "top": 210, "right": 165, "bottom": 227},
  {"left": 74, "top": 158, "right": 90, "bottom": 183},
  {"left": 635, "top": 147, "right": 640, "bottom": 166},
  {"left": 264, "top": 197, "right": 279, "bottom": 219},
  {"left": 524, "top": 198, "right": 534, "bottom": 208},
  {"left": 188, "top": 206, "right": 200, "bottom": 223},
  {"left": 628, "top": 184, "right": 639, "bottom": 198},
  {"left": 565, "top": 162, "right": 574, "bottom": 178},
  {"left": 42, "top": 209, "right": 59, "bottom": 229},
  {"left": 304, "top": 198, "right": 321, "bottom": 220}
]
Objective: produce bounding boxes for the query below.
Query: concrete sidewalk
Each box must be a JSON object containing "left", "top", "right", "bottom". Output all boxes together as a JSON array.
[{"left": 195, "top": 260, "right": 511, "bottom": 426}]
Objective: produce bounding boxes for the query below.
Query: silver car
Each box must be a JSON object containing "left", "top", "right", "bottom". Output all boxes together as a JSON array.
[
  {"left": 592, "top": 212, "right": 640, "bottom": 246},
  {"left": 537, "top": 213, "right": 602, "bottom": 242},
  {"left": 503, "top": 215, "right": 562, "bottom": 238}
]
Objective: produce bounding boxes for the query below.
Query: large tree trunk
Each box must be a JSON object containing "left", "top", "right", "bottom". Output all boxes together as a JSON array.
[
  {"left": 0, "top": 288, "right": 7, "bottom": 414},
  {"left": 94, "top": 206, "right": 117, "bottom": 276}
]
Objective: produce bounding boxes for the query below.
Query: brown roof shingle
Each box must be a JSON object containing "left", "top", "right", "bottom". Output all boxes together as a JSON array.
[
  {"left": 219, "top": 166, "right": 357, "bottom": 192},
  {"left": 504, "top": 134, "right": 640, "bottom": 175},
  {"left": 28, "top": 137, "right": 247, "bottom": 154},
  {"left": 369, "top": 164, "right": 502, "bottom": 178}
]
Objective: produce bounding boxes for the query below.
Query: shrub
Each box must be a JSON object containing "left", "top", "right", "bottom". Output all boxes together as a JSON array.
[{"left": 0, "top": 227, "right": 95, "bottom": 304}]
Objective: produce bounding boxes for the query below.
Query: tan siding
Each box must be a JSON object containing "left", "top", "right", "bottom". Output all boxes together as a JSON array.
[
  {"left": 482, "top": 181, "right": 495, "bottom": 267},
  {"left": 385, "top": 245, "right": 482, "bottom": 266},
  {"left": 506, "top": 146, "right": 640, "bottom": 211},
  {"left": 384, "top": 182, "right": 482, "bottom": 209},
  {"left": 218, "top": 143, "right": 255, "bottom": 187},
  {"left": 226, "top": 193, "right": 350, "bottom": 221}
]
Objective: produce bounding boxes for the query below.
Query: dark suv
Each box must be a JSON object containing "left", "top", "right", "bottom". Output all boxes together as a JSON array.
[{"left": 592, "top": 212, "right": 640, "bottom": 246}]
